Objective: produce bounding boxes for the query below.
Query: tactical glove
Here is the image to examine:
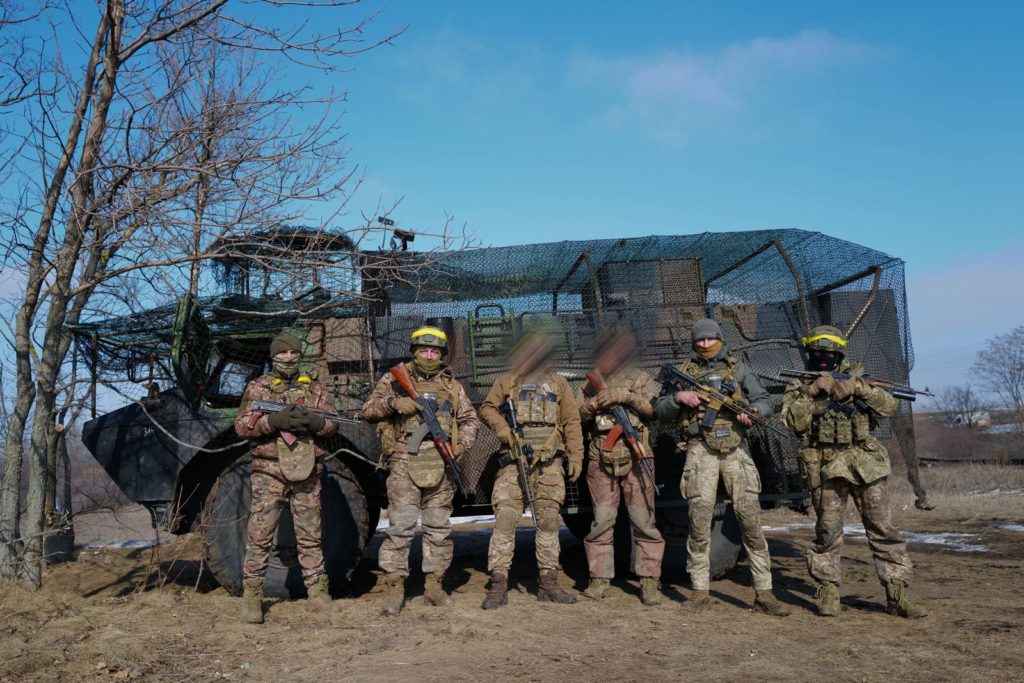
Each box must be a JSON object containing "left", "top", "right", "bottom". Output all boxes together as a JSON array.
[
  {"left": 495, "top": 426, "right": 514, "bottom": 447},
  {"left": 391, "top": 397, "right": 421, "bottom": 416},
  {"left": 566, "top": 457, "right": 584, "bottom": 483},
  {"left": 286, "top": 407, "right": 310, "bottom": 432},
  {"left": 853, "top": 378, "right": 871, "bottom": 398},
  {"left": 453, "top": 443, "right": 467, "bottom": 459},
  {"left": 267, "top": 407, "right": 295, "bottom": 431},
  {"left": 806, "top": 374, "right": 835, "bottom": 397},
  {"left": 302, "top": 411, "right": 327, "bottom": 434},
  {"left": 594, "top": 388, "right": 631, "bottom": 410},
  {"left": 832, "top": 379, "right": 858, "bottom": 402}
]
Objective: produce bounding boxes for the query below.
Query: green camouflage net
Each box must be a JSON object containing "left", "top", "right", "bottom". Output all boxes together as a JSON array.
[{"left": 72, "top": 228, "right": 918, "bottom": 509}]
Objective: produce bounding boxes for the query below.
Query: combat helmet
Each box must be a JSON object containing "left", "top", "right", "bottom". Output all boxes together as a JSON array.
[
  {"left": 410, "top": 325, "right": 448, "bottom": 354},
  {"left": 801, "top": 325, "right": 847, "bottom": 355}
]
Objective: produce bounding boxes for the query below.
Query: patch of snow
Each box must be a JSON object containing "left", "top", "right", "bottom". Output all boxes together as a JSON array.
[
  {"left": 993, "top": 523, "right": 1024, "bottom": 533},
  {"left": 80, "top": 539, "right": 155, "bottom": 549}
]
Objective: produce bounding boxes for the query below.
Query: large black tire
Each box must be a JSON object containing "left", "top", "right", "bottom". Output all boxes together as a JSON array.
[{"left": 200, "top": 455, "right": 369, "bottom": 598}]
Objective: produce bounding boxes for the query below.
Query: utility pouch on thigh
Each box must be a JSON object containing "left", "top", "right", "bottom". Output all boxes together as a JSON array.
[
  {"left": 799, "top": 447, "right": 822, "bottom": 489},
  {"left": 377, "top": 422, "right": 398, "bottom": 454},
  {"left": 277, "top": 437, "right": 316, "bottom": 482},
  {"left": 702, "top": 418, "right": 741, "bottom": 454}
]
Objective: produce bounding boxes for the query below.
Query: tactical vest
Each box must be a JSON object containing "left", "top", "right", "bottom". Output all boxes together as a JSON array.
[
  {"left": 269, "top": 374, "right": 317, "bottom": 482},
  {"left": 593, "top": 408, "right": 644, "bottom": 476},
  {"left": 809, "top": 366, "right": 874, "bottom": 448},
  {"left": 677, "top": 357, "right": 746, "bottom": 454},
  {"left": 394, "top": 369, "right": 458, "bottom": 488},
  {"left": 513, "top": 376, "right": 564, "bottom": 460}
]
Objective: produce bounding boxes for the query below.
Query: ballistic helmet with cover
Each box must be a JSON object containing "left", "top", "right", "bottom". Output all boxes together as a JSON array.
[
  {"left": 410, "top": 326, "right": 448, "bottom": 354},
  {"left": 802, "top": 325, "right": 847, "bottom": 356}
]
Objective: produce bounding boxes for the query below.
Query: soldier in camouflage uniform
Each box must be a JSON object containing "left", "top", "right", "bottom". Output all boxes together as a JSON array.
[
  {"left": 362, "top": 326, "right": 479, "bottom": 616},
  {"left": 478, "top": 329, "right": 585, "bottom": 609},
  {"left": 234, "top": 332, "right": 340, "bottom": 624},
  {"left": 655, "top": 318, "right": 790, "bottom": 616},
  {"left": 780, "top": 325, "right": 927, "bottom": 618},
  {"left": 577, "top": 329, "right": 665, "bottom": 605}
]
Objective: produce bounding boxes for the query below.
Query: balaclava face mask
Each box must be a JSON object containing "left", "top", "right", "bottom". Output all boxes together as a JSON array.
[
  {"left": 694, "top": 340, "right": 723, "bottom": 360},
  {"left": 272, "top": 356, "right": 300, "bottom": 379},
  {"left": 413, "top": 347, "right": 442, "bottom": 376}
]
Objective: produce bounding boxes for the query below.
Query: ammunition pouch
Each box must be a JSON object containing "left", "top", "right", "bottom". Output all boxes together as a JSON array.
[{"left": 701, "top": 418, "right": 742, "bottom": 454}]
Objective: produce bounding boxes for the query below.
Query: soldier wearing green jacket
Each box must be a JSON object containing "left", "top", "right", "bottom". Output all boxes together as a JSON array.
[
  {"left": 780, "top": 325, "right": 927, "bottom": 619},
  {"left": 655, "top": 318, "right": 789, "bottom": 616}
]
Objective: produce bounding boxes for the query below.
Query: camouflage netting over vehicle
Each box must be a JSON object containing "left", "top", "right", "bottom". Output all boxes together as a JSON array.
[{"left": 72, "top": 227, "right": 919, "bottom": 512}]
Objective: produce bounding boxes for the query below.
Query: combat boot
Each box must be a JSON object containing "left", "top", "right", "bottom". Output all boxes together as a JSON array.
[
  {"left": 682, "top": 589, "right": 710, "bottom": 613},
  {"left": 754, "top": 590, "right": 792, "bottom": 617},
  {"left": 815, "top": 582, "right": 841, "bottom": 617},
  {"left": 640, "top": 577, "right": 662, "bottom": 606},
  {"left": 583, "top": 577, "right": 609, "bottom": 601},
  {"left": 423, "top": 573, "right": 452, "bottom": 607},
  {"left": 537, "top": 569, "right": 577, "bottom": 604},
  {"left": 884, "top": 580, "right": 928, "bottom": 618},
  {"left": 481, "top": 571, "right": 509, "bottom": 610},
  {"left": 381, "top": 573, "right": 406, "bottom": 616},
  {"left": 307, "top": 574, "right": 332, "bottom": 607},
  {"left": 241, "top": 578, "right": 264, "bottom": 624}
]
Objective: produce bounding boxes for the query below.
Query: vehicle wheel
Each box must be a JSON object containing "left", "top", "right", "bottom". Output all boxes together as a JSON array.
[
  {"left": 200, "top": 455, "right": 369, "bottom": 598},
  {"left": 655, "top": 500, "right": 742, "bottom": 580}
]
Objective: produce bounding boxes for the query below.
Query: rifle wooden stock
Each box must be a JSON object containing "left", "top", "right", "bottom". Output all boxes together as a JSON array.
[{"left": 390, "top": 364, "right": 469, "bottom": 497}]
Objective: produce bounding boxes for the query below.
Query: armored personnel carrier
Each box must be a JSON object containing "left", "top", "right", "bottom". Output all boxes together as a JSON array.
[{"left": 75, "top": 228, "right": 919, "bottom": 596}]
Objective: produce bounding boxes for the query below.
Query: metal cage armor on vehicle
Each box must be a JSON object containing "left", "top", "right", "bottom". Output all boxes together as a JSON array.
[{"left": 74, "top": 228, "right": 920, "bottom": 596}]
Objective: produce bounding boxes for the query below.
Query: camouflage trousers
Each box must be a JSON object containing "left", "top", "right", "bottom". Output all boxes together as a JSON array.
[
  {"left": 807, "top": 475, "right": 912, "bottom": 585},
  {"left": 682, "top": 441, "right": 772, "bottom": 591},
  {"left": 243, "top": 462, "right": 324, "bottom": 587},
  {"left": 584, "top": 459, "right": 664, "bottom": 579},
  {"left": 379, "top": 458, "right": 455, "bottom": 577},
  {"left": 488, "top": 457, "right": 565, "bottom": 573}
]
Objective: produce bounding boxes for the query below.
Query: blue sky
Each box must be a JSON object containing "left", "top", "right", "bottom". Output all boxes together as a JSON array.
[{"left": 319, "top": 0, "right": 1023, "bottom": 394}]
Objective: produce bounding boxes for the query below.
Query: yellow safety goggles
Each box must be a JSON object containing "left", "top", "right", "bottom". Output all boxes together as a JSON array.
[{"left": 801, "top": 333, "right": 847, "bottom": 347}]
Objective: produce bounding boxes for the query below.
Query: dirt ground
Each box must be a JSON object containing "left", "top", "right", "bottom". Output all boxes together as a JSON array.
[{"left": 2, "top": 470, "right": 1023, "bottom": 683}]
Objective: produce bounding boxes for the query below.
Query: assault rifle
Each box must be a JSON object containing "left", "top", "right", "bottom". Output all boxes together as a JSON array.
[
  {"left": 500, "top": 399, "right": 539, "bottom": 528},
  {"left": 247, "top": 399, "right": 362, "bottom": 447},
  {"left": 658, "top": 364, "right": 790, "bottom": 438},
  {"left": 390, "top": 363, "right": 469, "bottom": 497},
  {"left": 585, "top": 368, "right": 661, "bottom": 496},
  {"left": 777, "top": 370, "right": 933, "bottom": 402}
]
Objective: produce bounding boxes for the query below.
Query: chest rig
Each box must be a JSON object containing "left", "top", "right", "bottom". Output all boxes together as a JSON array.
[
  {"left": 270, "top": 374, "right": 317, "bottom": 481},
  {"left": 396, "top": 370, "right": 458, "bottom": 488},
  {"left": 513, "top": 375, "right": 563, "bottom": 461},
  {"left": 678, "top": 357, "right": 745, "bottom": 453},
  {"left": 809, "top": 365, "right": 874, "bottom": 449},
  {"left": 586, "top": 378, "right": 644, "bottom": 476}
]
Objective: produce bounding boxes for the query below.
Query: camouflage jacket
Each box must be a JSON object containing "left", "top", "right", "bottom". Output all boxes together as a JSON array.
[
  {"left": 480, "top": 370, "right": 584, "bottom": 466},
  {"left": 234, "top": 372, "right": 340, "bottom": 473},
  {"left": 361, "top": 362, "right": 479, "bottom": 462},
  {"left": 780, "top": 359, "right": 899, "bottom": 485},
  {"left": 577, "top": 366, "right": 659, "bottom": 463}
]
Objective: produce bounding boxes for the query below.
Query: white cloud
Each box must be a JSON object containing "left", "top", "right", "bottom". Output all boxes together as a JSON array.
[{"left": 569, "top": 29, "right": 876, "bottom": 142}]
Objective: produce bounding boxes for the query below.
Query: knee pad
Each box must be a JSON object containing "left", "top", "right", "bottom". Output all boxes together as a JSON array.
[
  {"left": 495, "top": 505, "right": 520, "bottom": 533},
  {"left": 535, "top": 504, "right": 560, "bottom": 533}
]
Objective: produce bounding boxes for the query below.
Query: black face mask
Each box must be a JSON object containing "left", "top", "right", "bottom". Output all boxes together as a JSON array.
[{"left": 808, "top": 350, "right": 840, "bottom": 372}]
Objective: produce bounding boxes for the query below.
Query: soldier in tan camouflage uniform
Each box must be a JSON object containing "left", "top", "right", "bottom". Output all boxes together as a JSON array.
[
  {"left": 234, "top": 332, "right": 340, "bottom": 624},
  {"left": 780, "top": 325, "right": 926, "bottom": 618},
  {"left": 362, "top": 326, "right": 479, "bottom": 616},
  {"left": 655, "top": 318, "right": 790, "bottom": 616},
  {"left": 478, "top": 328, "right": 584, "bottom": 609},
  {"left": 578, "top": 329, "right": 665, "bottom": 605}
]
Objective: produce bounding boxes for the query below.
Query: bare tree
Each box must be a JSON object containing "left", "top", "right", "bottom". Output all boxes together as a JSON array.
[
  {"left": 931, "top": 385, "right": 989, "bottom": 428},
  {"left": 0, "top": 0, "right": 407, "bottom": 587},
  {"left": 972, "top": 326, "right": 1024, "bottom": 432}
]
